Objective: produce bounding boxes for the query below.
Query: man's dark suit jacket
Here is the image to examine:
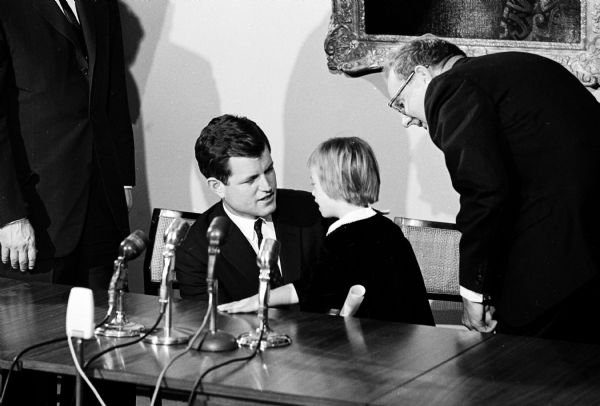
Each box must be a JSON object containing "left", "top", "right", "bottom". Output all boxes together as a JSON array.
[
  {"left": 0, "top": 0, "right": 134, "bottom": 258},
  {"left": 176, "top": 189, "right": 328, "bottom": 303},
  {"left": 425, "top": 52, "right": 600, "bottom": 327}
]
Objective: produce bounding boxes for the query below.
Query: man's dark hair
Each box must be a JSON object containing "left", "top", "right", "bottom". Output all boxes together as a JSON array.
[{"left": 195, "top": 114, "right": 271, "bottom": 183}]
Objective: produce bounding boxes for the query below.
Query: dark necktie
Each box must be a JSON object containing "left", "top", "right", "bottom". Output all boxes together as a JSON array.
[
  {"left": 254, "top": 218, "right": 284, "bottom": 289},
  {"left": 58, "top": 0, "right": 79, "bottom": 27},
  {"left": 58, "top": 0, "right": 87, "bottom": 57}
]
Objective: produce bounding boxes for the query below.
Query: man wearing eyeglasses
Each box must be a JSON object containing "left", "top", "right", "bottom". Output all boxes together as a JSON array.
[{"left": 386, "top": 35, "right": 600, "bottom": 344}]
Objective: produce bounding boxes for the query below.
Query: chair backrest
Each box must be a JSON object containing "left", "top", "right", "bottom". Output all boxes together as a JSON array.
[
  {"left": 394, "top": 217, "right": 461, "bottom": 298},
  {"left": 143, "top": 208, "right": 200, "bottom": 295},
  {"left": 394, "top": 217, "right": 464, "bottom": 327}
]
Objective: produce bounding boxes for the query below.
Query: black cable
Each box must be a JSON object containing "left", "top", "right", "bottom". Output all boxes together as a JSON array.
[
  {"left": 187, "top": 288, "right": 273, "bottom": 405},
  {"left": 149, "top": 294, "right": 213, "bottom": 405},
  {"left": 0, "top": 300, "right": 131, "bottom": 405},
  {"left": 83, "top": 312, "right": 164, "bottom": 370},
  {"left": 186, "top": 326, "right": 264, "bottom": 406},
  {"left": 95, "top": 313, "right": 111, "bottom": 329},
  {"left": 0, "top": 336, "right": 66, "bottom": 405}
]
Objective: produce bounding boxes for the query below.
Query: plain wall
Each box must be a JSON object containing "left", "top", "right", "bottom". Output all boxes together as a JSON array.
[{"left": 119, "top": 0, "right": 460, "bottom": 293}]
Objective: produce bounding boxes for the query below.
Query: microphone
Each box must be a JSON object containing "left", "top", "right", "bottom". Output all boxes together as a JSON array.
[
  {"left": 159, "top": 219, "right": 190, "bottom": 310},
  {"left": 198, "top": 216, "right": 237, "bottom": 351},
  {"left": 238, "top": 238, "right": 291, "bottom": 350},
  {"left": 257, "top": 238, "right": 280, "bottom": 270},
  {"left": 145, "top": 218, "right": 194, "bottom": 345},
  {"left": 118, "top": 229, "right": 149, "bottom": 262},
  {"left": 108, "top": 230, "right": 149, "bottom": 309},
  {"left": 66, "top": 287, "right": 96, "bottom": 406},
  {"left": 164, "top": 218, "right": 191, "bottom": 248},
  {"left": 207, "top": 216, "right": 228, "bottom": 246},
  {"left": 206, "top": 216, "right": 229, "bottom": 284},
  {"left": 98, "top": 230, "right": 149, "bottom": 338},
  {"left": 66, "top": 287, "right": 95, "bottom": 340}
]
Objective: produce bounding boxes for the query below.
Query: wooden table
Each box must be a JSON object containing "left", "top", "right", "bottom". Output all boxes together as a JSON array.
[
  {"left": 1, "top": 278, "right": 599, "bottom": 405},
  {"left": 373, "top": 333, "right": 600, "bottom": 405}
]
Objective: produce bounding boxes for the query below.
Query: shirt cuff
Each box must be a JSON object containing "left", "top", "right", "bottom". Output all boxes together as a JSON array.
[
  {"left": 289, "top": 285, "right": 299, "bottom": 304},
  {"left": 460, "top": 286, "right": 484, "bottom": 303},
  {"left": 124, "top": 186, "right": 133, "bottom": 189}
]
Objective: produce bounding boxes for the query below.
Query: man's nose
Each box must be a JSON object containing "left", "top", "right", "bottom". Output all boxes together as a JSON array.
[{"left": 257, "top": 174, "right": 272, "bottom": 190}]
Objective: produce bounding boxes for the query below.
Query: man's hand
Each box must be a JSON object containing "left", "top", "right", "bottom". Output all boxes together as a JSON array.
[
  {"left": 462, "top": 297, "right": 497, "bottom": 333},
  {"left": 0, "top": 219, "right": 36, "bottom": 271},
  {"left": 217, "top": 294, "right": 259, "bottom": 314}
]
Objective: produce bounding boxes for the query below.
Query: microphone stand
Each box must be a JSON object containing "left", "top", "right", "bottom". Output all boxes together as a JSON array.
[
  {"left": 238, "top": 239, "right": 291, "bottom": 350},
  {"left": 144, "top": 242, "right": 193, "bottom": 345},
  {"left": 197, "top": 240, "right": 237, "bottom": 352},
  {"left": 95, "top": 257, "right": 145, "bottom": 337}
]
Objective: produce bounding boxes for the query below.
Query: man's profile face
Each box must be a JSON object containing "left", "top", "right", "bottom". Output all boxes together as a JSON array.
[
  {"left": 218, "top": 148, "right": 277, "bottom": 219},
  {"left": 386, "top": 68, "right": 429, "bottom": 130}
]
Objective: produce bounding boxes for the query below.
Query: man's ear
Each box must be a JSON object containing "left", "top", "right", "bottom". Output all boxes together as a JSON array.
[
  {"left": 207, "top": 177, "right": 225, "bottom": 199},
  {"left": 415, "top": 64, "right": 433, "bottom": 83}
]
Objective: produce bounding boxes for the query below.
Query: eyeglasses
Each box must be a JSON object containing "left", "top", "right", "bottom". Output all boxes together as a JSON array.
[{"left": 388, "top": 70, "right": 416, "bottom": 114}]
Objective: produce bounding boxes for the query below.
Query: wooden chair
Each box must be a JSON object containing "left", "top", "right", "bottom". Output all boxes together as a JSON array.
[
  {"left": 142, "top": 208, "right": 200, "bottom": 295},
  {"left": 394, "top": 217, "right": 465, "bottom": 329}
]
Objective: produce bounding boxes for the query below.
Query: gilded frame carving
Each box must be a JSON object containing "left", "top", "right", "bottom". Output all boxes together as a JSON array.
[{"left": 325, "top": 0, "right": 600, "bottom": 97}]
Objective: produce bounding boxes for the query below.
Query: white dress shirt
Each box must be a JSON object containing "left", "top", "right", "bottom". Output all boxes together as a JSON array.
[
  {"left": 222, "top": 203, "right": 295, "bottom": 301},
  {"left": 222, "top": 204, "right": 277, "bottom": 255}
]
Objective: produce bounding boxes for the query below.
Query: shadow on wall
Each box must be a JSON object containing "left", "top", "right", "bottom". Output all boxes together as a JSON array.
[
  {"left": 118, "top": 0, "right": 149, "bottom": 234},
  {"left": 137, "top": 1, "right": 220, "bottom": 216},
  {"left": 283, "top": 14, "right": 411, "bottom": 216},
  {"left": 412, "top": 136, "right": 459, "bottom": 218},
  {"left": 117, "top": 0, "right": 221, "bottom": 292},
  {"left": 118, "top": 0, "right": 150, "bottom": 293}
]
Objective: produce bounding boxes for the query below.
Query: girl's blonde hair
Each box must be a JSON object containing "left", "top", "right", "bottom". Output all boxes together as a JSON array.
[{"left": 308, "top": 137, "right": 380, "bottom": 206}]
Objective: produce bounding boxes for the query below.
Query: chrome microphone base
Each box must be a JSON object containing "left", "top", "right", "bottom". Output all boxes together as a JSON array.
[
  {"left": 237, "top": 328, "right": 292, "bottom": 350},
  {"left": 95, "top": 320, "right": 145, "bottom": 338},
  {"left": 143, "top": 327, "right": 193, "bottom": 345},
  {"left": 197, "top": 330, "right": 238, "bottom": 352}
]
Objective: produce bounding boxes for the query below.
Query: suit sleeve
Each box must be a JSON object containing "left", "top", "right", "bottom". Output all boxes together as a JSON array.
[
  {"left": 107, "top": 0, "right": 135, "bottom": 187},
  {"left": 175, "top": 223, "right": 208, "bottom": 300},
  {"left": 426, "top": 77, "right": 510, "bottom": 295},
  {"left": 0, "top": 25, "right": 27, "bottom": 226}
]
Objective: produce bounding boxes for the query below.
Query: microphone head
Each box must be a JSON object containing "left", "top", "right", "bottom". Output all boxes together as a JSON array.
[
  {"left": 164, "top": 218, "right": 191, "bottom": 247},
  {"left": 257, "top": 238, "right": 280, "bottom": 269},
  {"left": 207, "top": 216, "right": 229, "bottom": 246},
  {"left": 119, "top": 230, "right": 149, "bottom": 261}
]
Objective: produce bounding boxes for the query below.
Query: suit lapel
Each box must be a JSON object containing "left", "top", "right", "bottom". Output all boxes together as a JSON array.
[
  {"left": 213, "top": 204, "right": 259, "bottom": 282},
  {"left": 274, "top": 217, "right": 302, "bottom": 284},
  {"left": 33, "top": 0, "right": 84, "bottom": 52},
  {"left": 76, "top": 0, "right": 98, "bottom": 87}
]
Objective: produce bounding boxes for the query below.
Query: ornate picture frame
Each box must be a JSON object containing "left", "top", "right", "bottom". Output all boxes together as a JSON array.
[{"left": 325, "top": 0, "right": 600, "bottom": 96}]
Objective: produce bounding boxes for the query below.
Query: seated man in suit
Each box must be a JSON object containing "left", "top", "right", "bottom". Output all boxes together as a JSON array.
[{"left": 175, "top": 114, "right": 328, "bottom": 304}]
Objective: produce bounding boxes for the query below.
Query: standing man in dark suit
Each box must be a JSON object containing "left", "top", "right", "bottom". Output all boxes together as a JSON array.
[
  {"left": 386, "top": 35, "right": 600, "bottom": 343},
  {"left": 176, "top": 114, "right": 327, "bottom": 306},
  {"left": 0, "top": 2, "right": 135, "bottom": 403},
  {"left": 0, "top": 0, "right": 135, "bottom": 290}
]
